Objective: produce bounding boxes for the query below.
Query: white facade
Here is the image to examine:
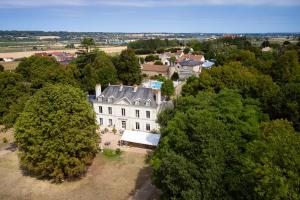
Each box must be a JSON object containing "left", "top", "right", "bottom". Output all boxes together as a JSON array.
[
  {"left": 92, "top": 84, "right": 169, "bottom": 133},
  {"left": 93, "top": 101, "right": 159, "bottom": 132}
]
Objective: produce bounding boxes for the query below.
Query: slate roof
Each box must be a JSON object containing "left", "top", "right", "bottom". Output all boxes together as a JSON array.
[
  {"left": 96, "top": 85, "right": 159, "bottom": 108},
  {"left": 179, "top": 60, "right": 203, "bottom": 67}
]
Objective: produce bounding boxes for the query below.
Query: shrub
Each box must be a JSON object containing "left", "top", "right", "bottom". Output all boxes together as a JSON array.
[{"left": 2, "top": 137, "right": 8, "bottom": 144}]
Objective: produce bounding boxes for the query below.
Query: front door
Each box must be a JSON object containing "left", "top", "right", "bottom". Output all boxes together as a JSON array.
[{"left": 121, "top": 120, "right": 126, "bottom": 129}]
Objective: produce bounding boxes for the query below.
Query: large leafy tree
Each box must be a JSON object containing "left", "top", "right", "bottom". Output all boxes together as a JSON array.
[
  {"left": 0, "top": 72, "right": 30, "bottom": 127},
  {"left": 74, "top": 50, "right": 117, "bottom": 93},
  {"left": 15, "top": 84, "right": 98, "bottom": 182},
  {"left": 16, "top": 56, "right": 79, "bottom": 89},
  {"left": 114, "top": 49, "right": 142, "bottom": 85},
  {"left": 239, "top": 120, "right": 300, "bottom": 200},
  {"left": 80, "top": 37, "right": 95, "bottom": 53},
  {"left": 152, "top": 90, "right": 261, "bottom": 199}
]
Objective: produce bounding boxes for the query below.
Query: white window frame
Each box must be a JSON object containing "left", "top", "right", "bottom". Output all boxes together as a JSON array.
[
  {"left": 121, "top": 108, "right": 126, "bottom": 116},
  {"left": 136, "top": 110, "right": 140, "bottom": 118},
  {"left": 109, "top": 119, "right": 113, "bottom": 126},
  {"left": 146, "top": 123, "right": 150, "bottom": 131},
  {"left": 146, "top": 111, "right": 150, "bottom": 119},
  {"left": 136, "top": 122, "right": 140, "bottom": 130},
  {"left": 99, "top": 118, "right": 103, "bottom": 125},
  {"left": 108, "top": 107, "right": 112, "bottom": 115},
  {"left": 99, "top": 106, "right": 103, "bottom": 113}
]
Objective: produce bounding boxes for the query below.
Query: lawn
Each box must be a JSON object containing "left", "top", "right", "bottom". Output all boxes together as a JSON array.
[{"left": 0, "top": 150, "right": 160, "bottom": 200}]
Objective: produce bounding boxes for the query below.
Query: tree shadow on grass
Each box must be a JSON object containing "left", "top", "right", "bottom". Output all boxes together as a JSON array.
[
  {"left": 129, "top": 151, "right": 162, "bottom": 200},
  {"left": 19, "top": 153, "right": 98, "bottom": 184}
]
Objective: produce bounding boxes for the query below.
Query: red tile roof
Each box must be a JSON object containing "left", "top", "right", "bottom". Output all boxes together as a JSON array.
[{"left": 142, "top": 64, "right": 169, "bottom": 73}]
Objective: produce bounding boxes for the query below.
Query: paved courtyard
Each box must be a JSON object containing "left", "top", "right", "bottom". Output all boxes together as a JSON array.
[{"left": 98, "top": 128, "right": 153, "bottom": 154}]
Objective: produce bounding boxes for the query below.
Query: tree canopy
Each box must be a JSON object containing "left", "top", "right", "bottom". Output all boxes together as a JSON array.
[
  {"left": 74, "top": 50, "right": 117, "bottom": 93},
  {"left": 152, "top": 90, "right": 261, "bottom": 199},
  {"left": 14, "top": 84, "right": 98, "bottom": 182},
  {"left": 113, "top": 49, "right": 142, "bottom": 85}
]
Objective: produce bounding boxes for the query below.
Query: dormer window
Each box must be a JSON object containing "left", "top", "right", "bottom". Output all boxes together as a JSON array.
[
  {"left": 135, "top": 100, "right": 139, "bottom": 106},
  {"left": 98, "top": 96, "right": 103, "bottom": 102},
  {"left": 108, "top": 96, "right": 114, "bottom": 103},
  {"left": 146, "top": 100, "right": 151, "bottom": 106}
]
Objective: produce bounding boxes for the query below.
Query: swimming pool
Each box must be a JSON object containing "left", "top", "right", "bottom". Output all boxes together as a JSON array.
[
  {"left": 143, "top": 80, "right": 163, "bottom": 89},
  {"left": 150, "top": 81, "right": 163, "bottom": 89}
]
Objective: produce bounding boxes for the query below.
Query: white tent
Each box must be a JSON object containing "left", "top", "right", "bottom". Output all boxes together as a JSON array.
[{"left": 120, "top": 130, "right": 161, "bottom": 146}]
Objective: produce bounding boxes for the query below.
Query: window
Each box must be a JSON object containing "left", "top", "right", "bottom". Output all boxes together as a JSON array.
[
  {"left": 136, "top": 122, "right": 140, "bottom": 130},
  {"left": 108, "top": 97, "right": 113, "bottom": 103},
  {"left": 146, "top": 101, "right": 150, "bottom": 106},
  {"left": 146, "top": 111, "right": 150, "bottom": 118},
  {"left": 135, "top": 110, "right": 140, "bottom": 118},
  {"left": 146, "top": 124, "right": 150, "bottom": 131},
  {"left": 108, "top": 107, "right": 112, "bottom": 114},
  {"left": 135, "top": 100, "right": 139, "bottom": 105},
  {"left": 99, "top": 118, "right": 103, "bottom": 125},
  {"left": 109, "top": 119, "right": 113, "bottom": 126},
  {"left": 99, "top": 106, "right": 103, "bottom": 113},
  {"left": 122, "top": 121, "right": 126, "bottom": 129},
  {"left": 121, "top": 108, "right": 126, "bottom": 116}
]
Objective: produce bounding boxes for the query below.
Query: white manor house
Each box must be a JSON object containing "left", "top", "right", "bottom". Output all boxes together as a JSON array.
[{"left": 91, "top": 84, "right": 172, "bottom": 132}]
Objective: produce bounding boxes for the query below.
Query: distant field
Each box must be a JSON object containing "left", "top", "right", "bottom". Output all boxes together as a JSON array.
[
  {"left": 0, "top": 46, "right": 127, "bottom": 59},
  {"left": 0, "top": 61, "right": 20, "bottom": 71}
]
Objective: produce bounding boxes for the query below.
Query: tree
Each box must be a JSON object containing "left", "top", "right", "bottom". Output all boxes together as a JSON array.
[
  {"left": 169, "top": 56, "right": 176, "bottom": 66},
  {"left": 80, "top": 37, "right": 95, "bottom": 53},
  {"left": 183, "top": 47, "right": 190, "bottom": 54},
  {"left": 271, "top": 50, "right": 300, "bottom": 83},
  {"left": 0, "top": 63, "right": 4, "bottom": 72},
  {"left": 15, "top": 84, "right": 98, "bottom": 182},
  {"left": 145, "top": 54, "right": 159, "bottom": 62},
  {"left": 171, "top": 72, "right": 179, "bottom": 81},
  {"left": 239, "top": 120, "right": 300, "bottom": 200},
  {"left": 16, "top": 55, "right": 79, "bottom": 89},
  {"left": 152, "top": 90, "right": 261, "bottom": 199},
  {"left": 261, "top": 40, "right": 270, "bottom": 48},
  {"left": 154, "top": 60, "right": 163, "bottom": 65},
  {"left": 0, "top": 72, "right": 30, "bottom": 127},
  {"left": 69, "top": 50, "right": 118, "bottom": 93},
  {"left": 114, "top": 49, "right": 142, "bottom": 85},
  {"left": 161, "top": 79, "right": 175, "bottom": 98}
]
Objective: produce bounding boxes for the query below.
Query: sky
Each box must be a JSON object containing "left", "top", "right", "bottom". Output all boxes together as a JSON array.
[{"left": 0, "top": 0, "right": 300, "bottom": 33}]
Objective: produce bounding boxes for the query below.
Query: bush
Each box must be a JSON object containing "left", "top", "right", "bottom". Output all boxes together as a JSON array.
[
  {"left": 154, "top": 60, "right": 163, "bottom": 65},
  {"left": 2, "top": 137, "right": 8, "bottom": 144},
  {"left": 103, "top": 148, "right": 121, "bottom": 160},
  {"left": 14, "top": 84, "right": 98, "bottom": 182}
]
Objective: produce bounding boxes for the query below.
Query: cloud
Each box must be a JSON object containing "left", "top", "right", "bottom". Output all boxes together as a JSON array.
[{"left": 1, "top": 0, "right": 300, "bottom": 8}]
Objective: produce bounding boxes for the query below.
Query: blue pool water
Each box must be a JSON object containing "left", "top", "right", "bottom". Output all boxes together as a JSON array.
[{"left": 150, "top": 81, "right": 162, "bottom": 89}]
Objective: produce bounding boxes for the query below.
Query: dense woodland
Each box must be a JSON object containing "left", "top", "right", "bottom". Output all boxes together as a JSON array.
[{"left": 152, "top": 37, "right": 300, "bottom": 199}]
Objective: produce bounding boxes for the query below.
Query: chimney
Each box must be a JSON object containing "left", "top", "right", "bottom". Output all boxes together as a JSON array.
[
  {"left": 119, "top": 83, "right": 123, "bottom": 92},
  {"left": 95, "top": 84, "right": 101, "bottom": 97},
  {"left": 156, "top": 89, "right": 161, "bottom": 105},
  {"left": 133, "top": 84, "right": 138, "bottom": 92}
]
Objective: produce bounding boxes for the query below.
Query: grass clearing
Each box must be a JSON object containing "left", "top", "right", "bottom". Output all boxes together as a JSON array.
[{"left": 0, "top": 149, "right": 159, "bottom": 200}]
